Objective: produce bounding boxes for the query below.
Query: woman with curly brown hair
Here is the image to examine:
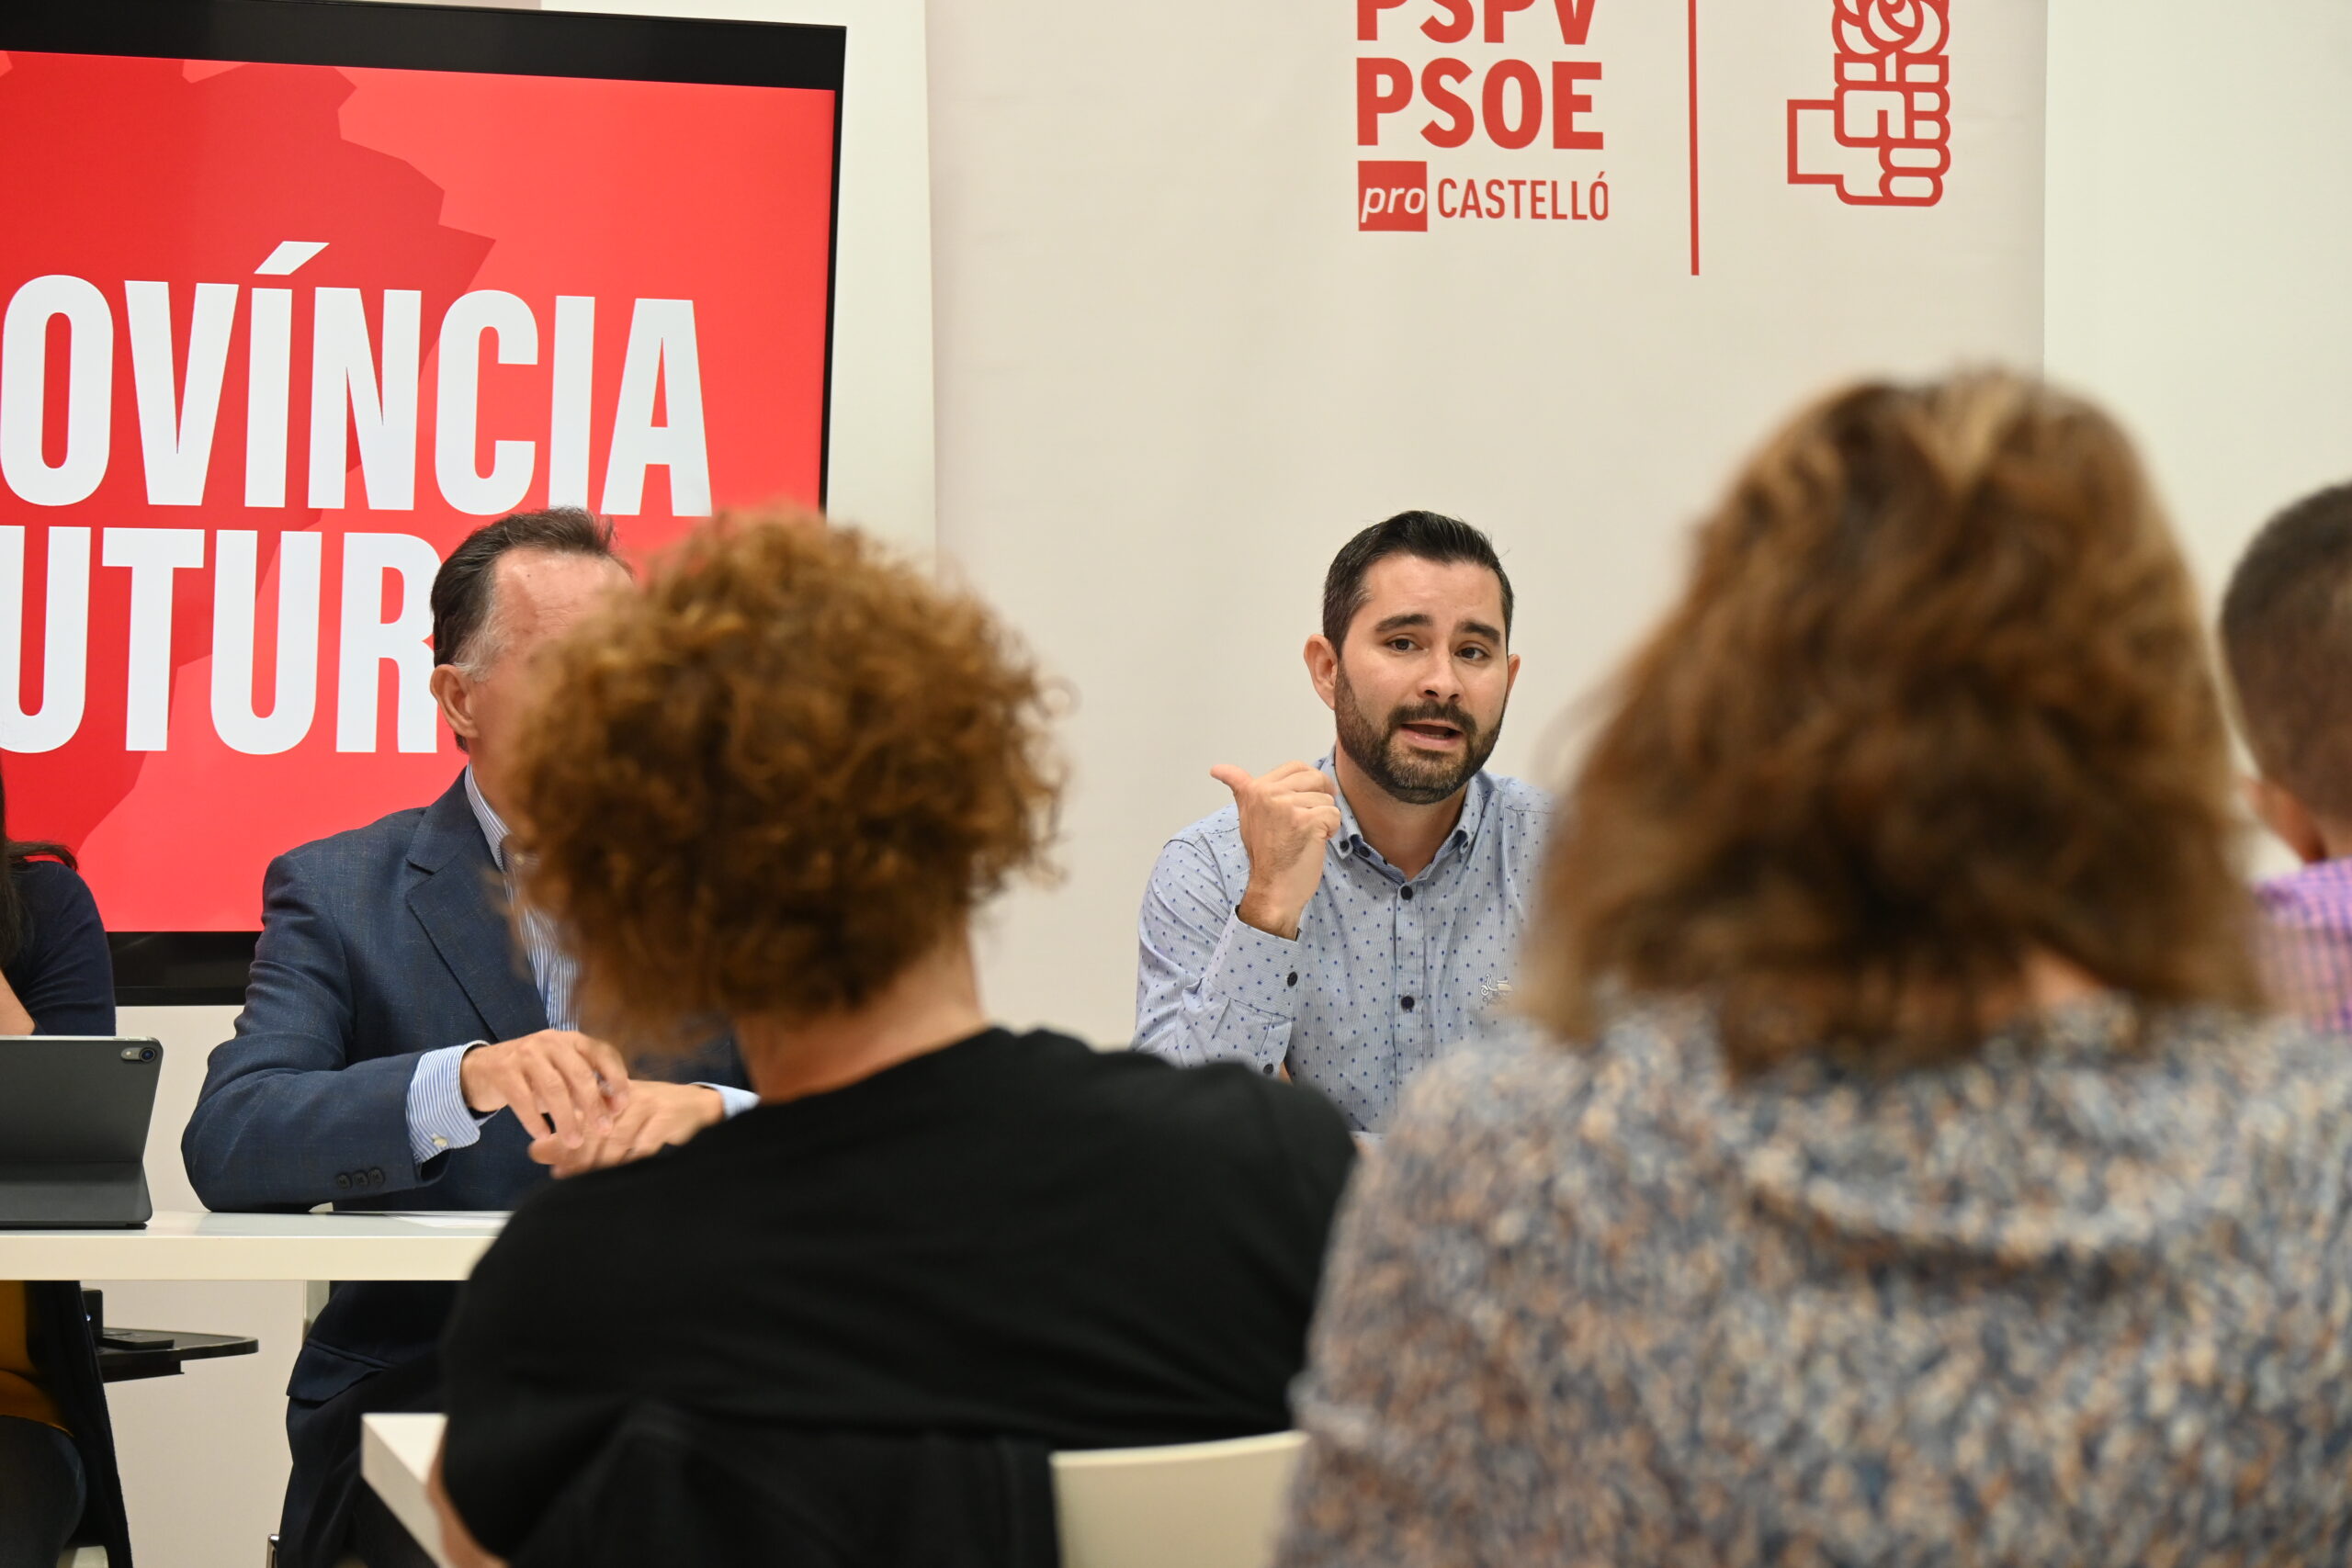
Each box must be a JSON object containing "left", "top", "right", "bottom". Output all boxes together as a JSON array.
[
  {"left": 1275, "top": 371, "right": 2352, "bottom": 1568},
  {"left": 427, "top": 519, "right": 1355, "bottom": 1567}
]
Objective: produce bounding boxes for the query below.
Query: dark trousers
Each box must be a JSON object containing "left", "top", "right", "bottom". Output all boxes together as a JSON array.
[
  {"left": 0, "top": 1416, "right": 85, "bottom": 1568},
  {"left": 280, "top": 1354, "right": 441, "bottom": 1568}
]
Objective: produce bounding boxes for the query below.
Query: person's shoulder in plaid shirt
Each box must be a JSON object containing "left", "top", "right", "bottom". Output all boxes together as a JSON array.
[
  {"left": 2256, "top": 862, "right": 2352, "bottom": 1034},
  {"left": 2222, "top": 481, "right": 2352, "bottom": 1037}
]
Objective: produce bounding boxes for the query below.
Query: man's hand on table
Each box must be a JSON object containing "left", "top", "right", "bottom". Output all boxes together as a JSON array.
[
  {"left": 459, "top": 1029, "right": 631, "bottom": 1149},
  {"left": 527, "top": 1080, "right": 725, "bottom": 1179}
]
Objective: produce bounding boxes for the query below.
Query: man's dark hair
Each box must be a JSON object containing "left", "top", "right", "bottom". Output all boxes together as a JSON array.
[
  {"left": 1321, "top": 510, "right": 1514, "bottom": 649},
  {"left": 432, "top": 507, "right": 621, "bottom": 673},
  {"left": 2221, "top": 481, "right": 2352, "bottom": 820}
]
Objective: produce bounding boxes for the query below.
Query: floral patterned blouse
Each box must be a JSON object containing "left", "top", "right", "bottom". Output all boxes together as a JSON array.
[{"left": 1277, "top": 997, "right": 2352, "bottom": 1567}]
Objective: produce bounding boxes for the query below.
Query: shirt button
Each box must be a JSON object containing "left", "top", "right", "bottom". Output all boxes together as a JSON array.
[
  {"left": 1261, "top": 1064, "right": 1275, "bottom": 1076},
  {"left": 1286, "top": 972, "right": 1298, "bottom": 987},
  {"left": 1400, "top": 886, "right": 1414, "bottom": 901},
  {"left": 1401, "top": 996, "right": 1417, "bottom": 1011},
  {"left": 432, "top": 1135, "right": 449, "bottom": 1150}
]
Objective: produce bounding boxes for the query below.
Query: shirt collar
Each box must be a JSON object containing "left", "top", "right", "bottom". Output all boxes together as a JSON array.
[
  {"left": 462, "top": 765, "right": 514, "bottom": 876},
  {"left": 2259, "top": 854, "right": 2352, "bottom": 912},
  {"left": 1320, "top": 753, "right": 1493, "bottom": 874}
]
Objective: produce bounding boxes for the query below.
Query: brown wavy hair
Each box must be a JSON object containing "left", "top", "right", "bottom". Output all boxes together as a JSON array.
[
  {"left": 1521, "top": 371, "right": 2261, "bottom": 1071},
  {"left": 506, "top": 513, "right": 1060, "bottom": 1045}
]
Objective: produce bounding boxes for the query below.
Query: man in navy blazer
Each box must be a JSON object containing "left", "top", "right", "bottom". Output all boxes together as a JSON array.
[{"left": 184, "top": 509, "right": 753, "bottom": 1568}]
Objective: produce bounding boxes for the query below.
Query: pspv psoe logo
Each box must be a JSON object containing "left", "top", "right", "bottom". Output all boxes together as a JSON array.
[
  {"left": 1787, "top": 0, "right": 1950, "bottom": 207},
  {"left": 1358, "top": 162, "right": 1429, "bottom": 231},
  {"left": 1352, "top": 0, "right": 1605, "bottom": 233}
]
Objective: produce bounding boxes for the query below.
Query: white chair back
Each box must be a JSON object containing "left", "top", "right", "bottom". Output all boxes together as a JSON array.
[{"left": 1050, "top": 1430, "right": 1307, "bottom": 1568}]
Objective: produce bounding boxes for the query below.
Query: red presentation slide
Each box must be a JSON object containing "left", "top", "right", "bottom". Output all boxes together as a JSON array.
[{"left": 0, "top": 3, "right": 841, "bottom": 957}]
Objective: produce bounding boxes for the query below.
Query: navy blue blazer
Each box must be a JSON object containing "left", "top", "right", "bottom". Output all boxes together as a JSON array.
[
  {"left": 185, "top": 771, "right": 744, "bottom": 1564},
  {"left": 182, "top": 770, "right": 745, "bottom": 1394}
]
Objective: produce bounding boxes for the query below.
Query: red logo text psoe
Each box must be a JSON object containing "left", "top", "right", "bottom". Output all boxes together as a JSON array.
[{"left": 1359, "top": 162, "right": 1429, "bottom": 231}]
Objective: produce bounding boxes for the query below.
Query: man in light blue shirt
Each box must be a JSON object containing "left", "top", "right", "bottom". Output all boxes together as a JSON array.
[{"left": 1136, "top": 512, "right": 1550, "bottom": 1132}]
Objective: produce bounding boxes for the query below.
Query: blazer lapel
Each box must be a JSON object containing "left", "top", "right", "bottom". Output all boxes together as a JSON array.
[{"left": 405, "top": 774, "right": 548, "bottom": 1045}]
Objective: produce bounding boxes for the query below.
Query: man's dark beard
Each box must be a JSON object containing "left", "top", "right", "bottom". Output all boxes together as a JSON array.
[{"left": 1334, "top": 666, "right": 1503, "bottom": 807}]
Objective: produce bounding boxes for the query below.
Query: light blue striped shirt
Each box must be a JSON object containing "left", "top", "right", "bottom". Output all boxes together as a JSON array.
[
  {"left": 403, "top": 768, "right": 756, "bottom": 1164},
  {"left": 1135, "top": 759, "right": 1551, "bottom": 1133}
]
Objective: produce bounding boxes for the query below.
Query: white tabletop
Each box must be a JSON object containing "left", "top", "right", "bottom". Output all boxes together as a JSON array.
[
  {"left": 0, "top": 1210, "right": 505, "bottom": 1280},
  {"left": 363, "top": 1413, "right": 452, "bottom": 1568}
]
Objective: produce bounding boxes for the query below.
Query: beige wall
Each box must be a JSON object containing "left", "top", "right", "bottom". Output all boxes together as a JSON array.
[{"left": 2044, "top": 0, "right": 2352, "bottom": 608}]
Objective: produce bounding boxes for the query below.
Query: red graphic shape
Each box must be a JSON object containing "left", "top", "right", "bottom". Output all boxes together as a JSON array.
[
  {"left": 1358, "top": 161, "right": 1430, "bottom": 231},
  {"left": 0, "top": 51, "right": 837, "bottom": 930},
  {"left": 1787, "top": 0, "right": 1949, "bottom": 208}
]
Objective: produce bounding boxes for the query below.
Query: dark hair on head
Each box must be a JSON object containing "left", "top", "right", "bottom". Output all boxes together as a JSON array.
[
  {"left": 1521, "top": 369, "right": 2261, "bottom": 1073},
  {"left": 430, "top": 507, "right": 620, "bottom": 674},
  {"left": 508, "top": 513, "right": 1062, "bottom": 1046},
  {"left": 0, "top": 761, "right": 75, "bottom": 968},
  {"left": 1321, "top": 511, "right": 1514, "bottom": 649},
  {"left": 2220, "top": 482, "right": 2352, "bottom": 822}
]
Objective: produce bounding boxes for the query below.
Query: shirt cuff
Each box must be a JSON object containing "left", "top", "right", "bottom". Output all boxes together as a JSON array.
[
  {"left": 407, "top": 1043, "right": 497, "bottom": 1167},
  {"left": 700, "top": 1083, "right": 759, "bottom": 1119},
  {"left": 1202, "top": 911, "right": 1309, "bottom": 1021}
]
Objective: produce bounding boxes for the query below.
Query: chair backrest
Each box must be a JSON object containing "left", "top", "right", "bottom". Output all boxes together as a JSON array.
[{"left": 1050, "top": 1431, "right": 1307, "bottom": 1568}]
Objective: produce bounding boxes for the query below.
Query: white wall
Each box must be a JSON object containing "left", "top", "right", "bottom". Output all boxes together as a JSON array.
[
  {"left": 2044, "top": 0, "right": 2352, "bottom": 604},
  {"left": 2043, "top": 0, "right": 2352, "bottom": 881}
]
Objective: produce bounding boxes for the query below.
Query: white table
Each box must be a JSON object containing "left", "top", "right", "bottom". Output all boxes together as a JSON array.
[
  {"left": 363, "top": 1413, "right": 452, "bottom": 1568},
  {"left": 0, "top": 1213, "right": 495, "bottom": 1564},
  {"left": 0, "top": 1210, "right": 505, "bottom": 1280}
]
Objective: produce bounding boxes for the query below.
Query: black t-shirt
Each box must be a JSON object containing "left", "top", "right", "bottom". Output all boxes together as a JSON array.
[
  {"left": 441, "top": 1027, "right": 1358, "bottom": 1556},
  {"left": 3, "top": 859, "right": 114, "bottom": 1036}
]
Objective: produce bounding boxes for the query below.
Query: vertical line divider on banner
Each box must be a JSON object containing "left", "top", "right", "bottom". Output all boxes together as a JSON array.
[{"left": 1686, "top": 0, "right": 1702, "bottom": 276}]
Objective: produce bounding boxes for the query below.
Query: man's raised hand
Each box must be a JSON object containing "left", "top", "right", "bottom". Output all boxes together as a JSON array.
[
  {"left": 1211, "top": 760, "right": 1341, "bottom": 941},
  {"left": 458, "top": 1029, "right": 631, "bottom": 1149}
]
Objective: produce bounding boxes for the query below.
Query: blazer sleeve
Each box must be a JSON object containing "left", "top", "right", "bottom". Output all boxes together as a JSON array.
[
  {"left": 8, "top": 861, "right": 116, "bottom": 1036},
  {"left": 180, "top": 850, "right": 452, "bottom": 1212}
]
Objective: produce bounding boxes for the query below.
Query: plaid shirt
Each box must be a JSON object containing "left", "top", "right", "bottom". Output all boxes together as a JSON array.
[{"left": 2257, "top": 858, "right": 2352, "bottom": 1036}]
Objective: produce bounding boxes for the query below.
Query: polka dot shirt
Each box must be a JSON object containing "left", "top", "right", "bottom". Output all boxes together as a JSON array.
[{"left": 1134, "top": 757, "right": 1552, "bottom": 1133}]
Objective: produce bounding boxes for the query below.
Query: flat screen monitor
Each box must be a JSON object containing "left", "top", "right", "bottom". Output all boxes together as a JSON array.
[{"left": 0, "top": 0, "right": 844, "bottom": 1001}]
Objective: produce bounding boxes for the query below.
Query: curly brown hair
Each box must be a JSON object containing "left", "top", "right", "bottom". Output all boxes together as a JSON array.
[
  {"left": 505, "top": 514, "right": 1060, "bottom": 1044},
  {"left": 1521, "top": 370, "right": 2261, "bottom": 1072}
]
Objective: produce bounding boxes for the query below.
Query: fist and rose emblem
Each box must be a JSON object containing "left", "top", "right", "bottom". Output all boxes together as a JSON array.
[{"left": 1788, "top": 0, "right": 1951, "bottom": 208}]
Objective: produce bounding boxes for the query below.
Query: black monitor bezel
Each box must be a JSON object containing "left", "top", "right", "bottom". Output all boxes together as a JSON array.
[{"left": 1, "top": 0, "right": 847, "bottom": 91}]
